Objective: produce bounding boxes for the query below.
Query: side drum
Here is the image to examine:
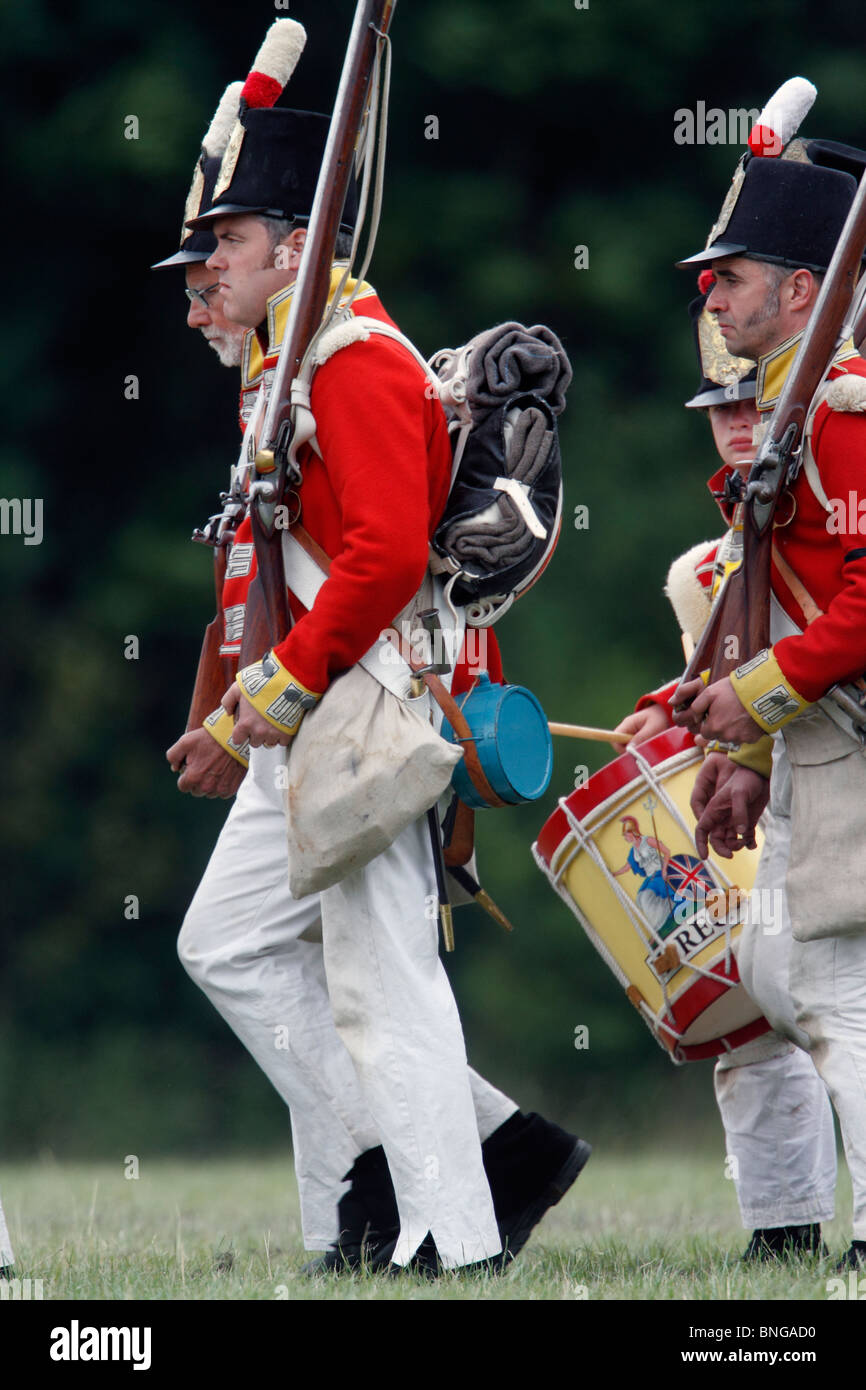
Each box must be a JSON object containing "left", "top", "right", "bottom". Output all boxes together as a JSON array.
[{"left": 533, "top": 727, "right": 771, "bottom": 1063}]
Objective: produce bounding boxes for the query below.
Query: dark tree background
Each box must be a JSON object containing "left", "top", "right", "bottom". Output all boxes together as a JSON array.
[{"left": 2, "top": 0, "right": 863, "bottom": 1158}]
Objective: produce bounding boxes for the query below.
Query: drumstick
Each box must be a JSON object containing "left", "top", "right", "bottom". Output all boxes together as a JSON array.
[{"left": 548, "top": 722, "right": 630, "bottom": 744}]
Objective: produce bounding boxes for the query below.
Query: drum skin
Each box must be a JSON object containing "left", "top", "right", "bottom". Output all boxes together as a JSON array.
[{"left": 534, "top": 726, "right": 771, "bottom": 1063}]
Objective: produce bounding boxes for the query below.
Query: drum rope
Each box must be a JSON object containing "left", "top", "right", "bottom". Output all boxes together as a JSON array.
[
  {"left": 550, "top": 780, "right": 741, "bottom": 1045},
  {"left": 631, "top": 748, "right": 737, "bottom": 977},
  {"left": 557, "top": 799, "right": 663, "bottom": 955},
  {"left": 554, "top": 798, "right": 696, "bottom": 1031},
  {"left": 631, "top": 749, "right": 728, "bottom": 890},
  {"left": 531, "top": 842, "right": 634, "bottom": 994},
  {"left": 535, "top": 827, "right": 742, "bottom": 1059}
]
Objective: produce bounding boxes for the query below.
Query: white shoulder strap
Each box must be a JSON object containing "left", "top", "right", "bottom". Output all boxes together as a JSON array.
[
  {"left": 800, "top": 379, "right": 835, "bottom": 512},
  {"left": 286, "top": 314, "right": 446, "bottom": 467},
  {"left": 348, "top": 316, "right": 442, "bottom": 389}
]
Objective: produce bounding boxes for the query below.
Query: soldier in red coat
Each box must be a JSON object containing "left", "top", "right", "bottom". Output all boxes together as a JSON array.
[
  {"left": 673, "top": 146, "right": 866, "bottom": 1271},
  {"left": 617, "top": 293, "right": 837, "bottom": 1260},
  {"left": 165, "top": 24, "right": 589, "bottom": 1274}
]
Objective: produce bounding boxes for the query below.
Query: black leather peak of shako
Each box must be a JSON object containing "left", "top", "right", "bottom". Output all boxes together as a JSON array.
[
  {"left": 677, "top": 156, "right": 857, "bottom": 273},
  {"left": 152, "top": 153, "right": 222, "bottom": 269},
  {"left": 186, "top": 107, "right": 358, "bottom": 235}
]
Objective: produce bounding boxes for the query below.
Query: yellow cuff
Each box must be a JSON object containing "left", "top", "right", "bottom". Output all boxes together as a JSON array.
[
  {"left": 203, "top": 707, "right": 250, "bottom": 769},
  {"left": 727, "top": 735, "right": 774, "bottom": 778},
  {"left": 729, "top": 647, "right": 811, "bottom": 733},
  {"left": 237, "top": 651, "right": 321, "bottom": 735}
]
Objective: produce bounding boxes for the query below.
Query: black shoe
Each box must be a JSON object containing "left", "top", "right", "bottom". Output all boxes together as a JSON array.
[
  {"left": 305, "top": 1110, "right": 592, "bottom": 1275},
  {"left": 742, "top": 1224, "right": 824, "bottom": 1262},
  {"left": 834, "top": 1241, "right": 866, "bottom": 1273},
  {"left": 482, "top": 1111, "right": 592, "bottom": 1262},
  {"left": 395, "top": 1232, "right": 510, "bottom": 1279},
  {"left": 302, "top": 1146, "right": 399, "bottom": 1275}
]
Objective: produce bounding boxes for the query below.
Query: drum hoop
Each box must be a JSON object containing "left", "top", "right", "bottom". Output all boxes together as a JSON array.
[{"left": 676, "top": 1015, "right": 773, "bottom": 1063}]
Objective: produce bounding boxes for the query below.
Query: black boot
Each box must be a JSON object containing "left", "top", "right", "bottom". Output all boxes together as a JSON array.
[
  {"left": 742, "top": 1223, "right": 824, "bottom": 1262},
  {"left": 404, "top": 1112, "right": 591, "bottom": 1277},
  {"left": 481, "top": 1110, "right": 591, "bottom": 1263},
  {"left": 834, "top": 1240, "right": 866, "bottom": 1272},
  {"left": 308, "top": 1111, "right": 592, "bottom": 1276},
  {"left": 303, "top": 1146, "right": 399, "bottom": 1274}
]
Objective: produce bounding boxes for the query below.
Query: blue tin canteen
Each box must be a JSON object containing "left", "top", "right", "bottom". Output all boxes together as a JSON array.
[{"left": 440, "top": 671, "right": 553, "bottom": 809}]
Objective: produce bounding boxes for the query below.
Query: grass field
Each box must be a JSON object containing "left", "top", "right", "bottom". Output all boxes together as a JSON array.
[{"left": 0, "top": 1148, "right": 853, "bottom": 1301}]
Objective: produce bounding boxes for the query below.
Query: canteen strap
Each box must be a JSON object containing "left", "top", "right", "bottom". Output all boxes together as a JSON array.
[
  {"left": 404, "top": 662, "right": 508, "bottom": 810},
  {"left": 442, "top": 795, "right": 475, "bottom": 867}
]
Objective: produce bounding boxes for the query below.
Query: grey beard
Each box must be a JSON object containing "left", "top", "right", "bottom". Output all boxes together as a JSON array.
[{"left": 205, "top": 333, "right": 244, "bottom": 368}]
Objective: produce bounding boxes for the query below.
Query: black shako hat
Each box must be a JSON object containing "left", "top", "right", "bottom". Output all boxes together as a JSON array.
[
  {"left": 677, "top": 155, "right": 857, "bottom": 273},
  {"left": 684, "top": 294, "right": 757, "bottom": 409},
  {"left": 186, "top": 107, "right": 358, "bottom": 235},
  {"left": 151, "top": 153, "right": 221, "bottom": 269}
]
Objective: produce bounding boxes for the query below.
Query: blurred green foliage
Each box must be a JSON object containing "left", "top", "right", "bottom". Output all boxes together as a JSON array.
[{"left": 3, "top": 0, "right": 864, "bottom": 1157}]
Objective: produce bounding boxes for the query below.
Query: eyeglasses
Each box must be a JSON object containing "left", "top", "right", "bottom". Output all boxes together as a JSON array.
[{"left": 184, "top": 282, "right": 222, "bottom": 309}]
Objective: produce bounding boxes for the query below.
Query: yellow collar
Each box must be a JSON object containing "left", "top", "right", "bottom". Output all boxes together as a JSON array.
[
  {"left": 241, "top": 263, "right": 376, "bottom": 387},
  {"left": 756, "top": 330, "right": 859, "bottom": 412}
]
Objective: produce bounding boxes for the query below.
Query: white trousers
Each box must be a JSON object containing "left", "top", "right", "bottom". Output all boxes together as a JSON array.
[
  {"left": 178, "top": 746, "right": 515, "bottom": 1264},
  {"left": 0, "top": 1192, "right": 12, "bottom": 1266},
  {"left": 713, "top": 749, "right": 837, "bottom": 1230},
  {"left": 789, "top": 936, "right": 866, "bottom": 1239}
]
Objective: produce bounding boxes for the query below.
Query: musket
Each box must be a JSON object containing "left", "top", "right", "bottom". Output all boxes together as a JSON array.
[
  {"left": 677, "top": 167, "right": 866, "bottom": 699},
  {"left": 185, "top": 477, "right": 246, "bottom": 731},
  {"left": 237, "top": 0, "right": 398, "bottom": 667}
]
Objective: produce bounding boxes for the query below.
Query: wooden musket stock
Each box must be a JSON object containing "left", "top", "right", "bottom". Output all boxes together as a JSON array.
[{"left": 186, "top": 544, "right": 236, "bottom": 731}]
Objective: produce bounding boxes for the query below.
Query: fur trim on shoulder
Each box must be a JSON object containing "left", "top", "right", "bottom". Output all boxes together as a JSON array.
[
  {"left": 826, "top": 374, "right": 866, "bottom": 413},
  {"left": 664, "top": 541, "right": 718, "bottom": 639},
  {"left": 313, "top": 318, "right": 371, "bottom": 365}
]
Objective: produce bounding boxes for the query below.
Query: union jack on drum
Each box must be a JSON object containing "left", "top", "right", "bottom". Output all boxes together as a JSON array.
[{"left": 532, "top": 727, "right": 772, "bottom": 1063}]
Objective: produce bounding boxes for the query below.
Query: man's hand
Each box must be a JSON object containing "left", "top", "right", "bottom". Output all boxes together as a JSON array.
[
  {"left": 613, "top": 703, "right": 670, "bottom": 752},
  {"left": 166, "top": 728, "right": 246, "bottom": 799},
  {"left": 222, "top": 681, "right": 294, "bottom": 749},
  {"left": 690, "top": 751, "right": 769, "bottom": 860},
  {"left": 671, "top": 675, "right": 764, "bottom": 744}
]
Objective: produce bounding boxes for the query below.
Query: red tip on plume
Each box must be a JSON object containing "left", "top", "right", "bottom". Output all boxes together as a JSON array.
[
  {"left": 748, "top": 124, "right": 784, "bottom": 158},
  {"left": 697, "top": 269, "right": 715, "bottom": 295},
  {"left": 241, "top": 71, "right": 283, "bottom": 110}
]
